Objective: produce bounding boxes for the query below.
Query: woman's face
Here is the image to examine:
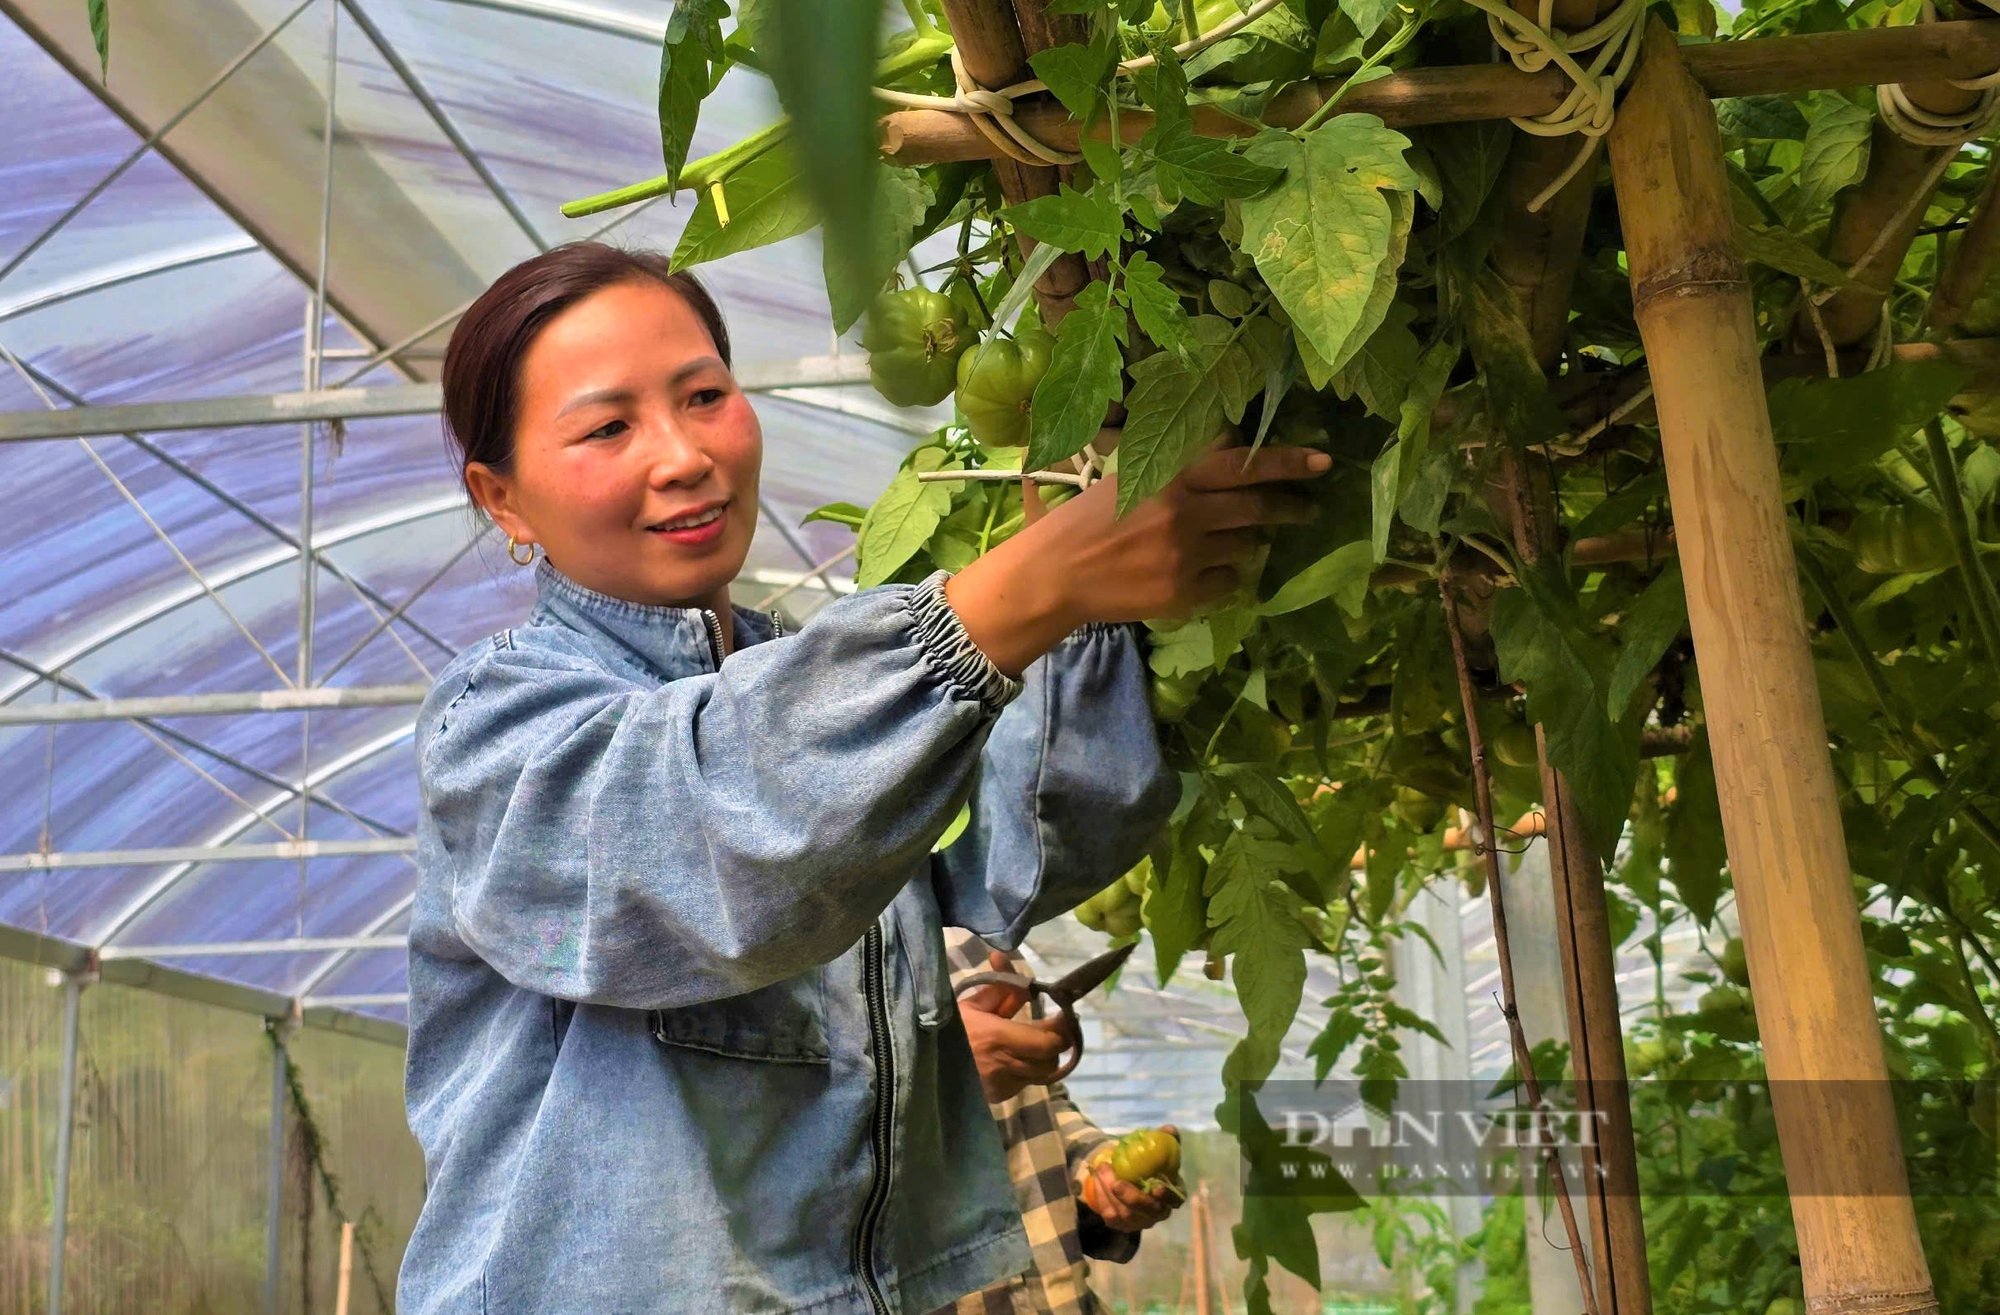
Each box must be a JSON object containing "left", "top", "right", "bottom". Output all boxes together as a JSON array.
[{"left": 467, "top": 278, "right": 762, "bottom": 611}]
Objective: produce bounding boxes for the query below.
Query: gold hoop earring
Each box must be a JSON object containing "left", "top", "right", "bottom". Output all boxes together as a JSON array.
[{"left": 507, "top": 537, "right": 536, "bottom": 567}]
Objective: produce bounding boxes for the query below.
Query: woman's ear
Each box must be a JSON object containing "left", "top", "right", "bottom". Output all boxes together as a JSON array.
[{"left": 466, "top": 463, "right": 532, "bottom": 546}]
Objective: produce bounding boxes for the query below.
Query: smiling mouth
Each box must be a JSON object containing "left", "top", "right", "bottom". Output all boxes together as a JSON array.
[{"left": 647, "top": 501, "right": 728, "bottom": 533}]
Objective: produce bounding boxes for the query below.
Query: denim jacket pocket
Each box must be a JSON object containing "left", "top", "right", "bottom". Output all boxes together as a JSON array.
[
  {"left": 649, "top": 969, "right": 830, "bottom": 1063},
  {"left": 894, "top": 881, "right": 957, "bottom": 1029}
]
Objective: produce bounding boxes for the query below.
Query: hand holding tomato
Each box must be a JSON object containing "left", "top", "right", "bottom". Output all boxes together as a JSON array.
[{"left": 1079, "top": 1126, "right": 1184, "bottom": 1233}]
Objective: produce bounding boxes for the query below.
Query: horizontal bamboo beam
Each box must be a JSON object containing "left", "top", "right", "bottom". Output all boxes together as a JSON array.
[{"left": 882, "top": 20, "right": 2000, "bottom": 164}]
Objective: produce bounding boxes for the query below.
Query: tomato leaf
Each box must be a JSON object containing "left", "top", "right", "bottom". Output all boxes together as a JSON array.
[
  {"left": 670, "top": 146, "right": 816, "bottom": 268},
  {"left": 1150, "top": 822, "right": 1211, "bottom": 986},
  {"left": 1491, "top": 563, "right": 1642, "bottom": 856},
  {"left": 1206, "top": 828, "right": 1312, "bottom": 1083},
  {"left": 1002, "top": 183, "right": 1125, "bottom": 260},
  {"left": 823, "top": 167, "right": 933, "bottom": 334},
  {"left": 88, "top": 0, "right": 110, "bottom": 78},
  {"left": 1241, "top": 116, "right": 1419, "bottom": 381},
  {"left": 802, "top": 501, "right": 868, "bottom": 529},
  {"left": 855, "top": 448, "right": 955, "bottom": 586},
  {"left": 1120, "top": 252, "right": 1196, "bottom": 360},
  {"left": 1027, "top": 280, "right": 1127, "bottom": 468},
  {"left": 759, "top": 0, "right": 883, "bottom": 303},
  {"left": 1770, "top": 358, "right": 1969, "bottom": 485},
  {"left": 657, "top": 0, "right": 730, "bottom": 191},
  {"left": 1665, "top": 733, "right": 1728, "bottom": 927},
  {"left": 1029, "top": 31, "right": 1115, "bottom": 121},
  {"left": 1142, "top": 121, "right": 1285, "bottom": 207},
  {"left": 1606, "top": 564, "right": 1688, "bottom": 717},
  {"left": 1262, "top": 540, "right": 1374, "bottom": 617},
  {"left": 1331, "top": 299, "right": 1420, "bottom": 421},
  {"left": 1796, "top": 95, "right": 1872, "bottom": 215},
  {"left": 1214, "top": 764, "right": 1321, "bottom": 855},
  {"left": 1735, "top": 220, "right": 1856, "bottom": 289},
  {"left": 1116, "top": 317, "right": 1262, "bottom": 513}
]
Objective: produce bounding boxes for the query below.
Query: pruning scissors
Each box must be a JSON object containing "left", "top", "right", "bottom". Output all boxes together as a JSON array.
[{"left": 953, "top": 940, "right": 1136, "bottom": 1080}]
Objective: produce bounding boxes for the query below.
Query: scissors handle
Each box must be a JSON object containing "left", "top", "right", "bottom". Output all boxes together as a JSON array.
[{"left": 953, "top": 974, "right": 1088, "bottom": 1080}]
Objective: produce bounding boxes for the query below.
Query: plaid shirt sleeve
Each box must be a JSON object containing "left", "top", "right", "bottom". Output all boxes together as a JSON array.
[{"left": 939, "top": 929, "right": 1142, "bottom": 1314}]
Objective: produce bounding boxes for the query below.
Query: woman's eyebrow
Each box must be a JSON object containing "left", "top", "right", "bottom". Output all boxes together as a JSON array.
[
  {"left": 669, "top": 356, "right": 726, "bottom": 385},
  {"left": 555, "top": 387, "right": 633, "bottom": 419},
  {"left": 554, "top": 358, "right": 725, "bottom": 418}
]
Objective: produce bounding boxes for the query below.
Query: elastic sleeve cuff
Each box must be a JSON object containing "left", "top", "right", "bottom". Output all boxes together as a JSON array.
[
  {"left": 1059, "top": 621, "right": 1137, "bottom": 646},
  {"left": 907, "top": 570, "right": 1023, "bottom": 715}
]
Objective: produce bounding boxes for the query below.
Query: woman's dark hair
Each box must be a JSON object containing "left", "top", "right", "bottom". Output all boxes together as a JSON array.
[{"left": 440, "top": 242, "right": 731, "bottom": 493}]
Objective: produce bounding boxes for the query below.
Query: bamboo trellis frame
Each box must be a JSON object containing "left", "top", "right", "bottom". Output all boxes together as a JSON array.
[{"left": 919, "top": 2, "right": 1986, "bottom": 1312}]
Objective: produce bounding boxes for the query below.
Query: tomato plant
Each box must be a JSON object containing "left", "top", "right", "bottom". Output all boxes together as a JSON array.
[{"left": 582, "top": 0, "right": 2000, "bottom": 1307}]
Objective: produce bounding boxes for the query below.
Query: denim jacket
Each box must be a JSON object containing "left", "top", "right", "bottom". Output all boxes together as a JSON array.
[{"left": 399, "top": 562, "right": 1176, "bottom": 1315}]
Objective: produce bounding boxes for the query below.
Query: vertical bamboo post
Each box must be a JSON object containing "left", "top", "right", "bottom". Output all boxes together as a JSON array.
[
  {"left": 1608, "top": 21, "right": 1940, "bottom": 1315},
  {"left": 1495, "top": 455, "right": 1653, "bottom": 1315},
  {"left": 1795, "top": 9, "right": 1980, "bottom": 349},
  {"left": 937, "top": 0, "right": 1091, "bottom": 326},
  {"left": 333, "top": 1220, "right": 355, "bottom": 1315},
  {"left": 1192, "top": 1185, "right": 1213, "bottom": 1315},
  {"left": 1481, "top": 9, "right": 1655, "bottom": 1301},
  {"left": 1929, "top": 164, "right": 2000, "bottom": 331}
]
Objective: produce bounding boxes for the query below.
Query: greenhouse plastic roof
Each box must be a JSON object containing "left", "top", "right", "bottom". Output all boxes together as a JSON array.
[{"left": 1, "top": 0, "right": 1721, "bottom": 1129}]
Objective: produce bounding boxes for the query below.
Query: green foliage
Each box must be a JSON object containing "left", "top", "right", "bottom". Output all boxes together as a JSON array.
[
  {"left": 595, "top": 5, "right": 2000, "bottom": 1308},
  {"left": 657, "top": 0, "right": 730, "bottom": 192}
]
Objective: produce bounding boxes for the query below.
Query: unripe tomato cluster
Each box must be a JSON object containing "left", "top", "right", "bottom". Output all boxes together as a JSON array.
[
  {"left": 861, "top": 287, "right": 1053, "bottom": 447},
  {"left": 1073, "top": 867, "right": 1146, "bottom": 938}
]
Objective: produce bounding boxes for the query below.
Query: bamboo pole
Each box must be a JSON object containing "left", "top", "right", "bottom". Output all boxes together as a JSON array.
[
  {"left": 334, "top": 1220, "right": 355, "bottom": 1315},
  {"left": 1800, "top": 7, "right": 1984, "bottom": 349},
  {"left": 1192, "top": 1185, "right": 1213, "bottom": 1315},
  {"left": 1929, "top": 165, "right": 2000, "bottom": 331},
  {"left": 1497, "top": 452, "right": 1654, "bottom": 1315},
  {"left": 936, "top": 0, "right": 1091, "bottom": 326},
  {"left": 880, "top": 21, "right": 2000, "bottom": 164},
  {"left": 1607, "top": 21, "right": 1941, "bottom": 1315}
]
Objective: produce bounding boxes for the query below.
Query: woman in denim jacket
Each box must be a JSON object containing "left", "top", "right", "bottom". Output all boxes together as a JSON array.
[{"left": 398, "top": 242, "right": 1328, "bottom": 1315}]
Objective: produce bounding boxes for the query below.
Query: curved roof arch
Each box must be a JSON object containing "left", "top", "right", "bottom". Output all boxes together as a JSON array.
[{"left": 0, "top": 0, "right": 1724, "bottom": 1128}]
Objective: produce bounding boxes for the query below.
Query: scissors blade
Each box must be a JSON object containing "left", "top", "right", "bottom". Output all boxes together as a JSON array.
[{"left": 1050, "top": 940, "right": 1137, "bottom": 1002}]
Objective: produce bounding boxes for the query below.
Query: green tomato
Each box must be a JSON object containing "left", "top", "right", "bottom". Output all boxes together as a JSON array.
[
  {"left": 1491, "top": 721, "right": 1539, "bottom": 769},
  {"left": 861, "top": 289, "right": 969, "bottom": 407},
  {"left": 1074, "top": 900, "right": 1107, "bottom": 931},
  {"left": 1718, "top": 936, "right": 1750, "bottom": 988},
  {"left": 1850, "top": 505, "right": 1954, "bottom": 575},
  {"left": 1103, "top": 904, "right": 1142, "bottom": 938},
  {"left": 1110, "top": 1127, "right": 1182, "bottom": 1187},
  {"left": 1872, "top": 924, "right": 1912, "bottom": 958},
  {"left": 1122, "top": 866, "right": 1148, "bottom": 896},
  {"left": 1391, "top": 786, "right": 1447, "bottom": 832},
  {"left": 954, "top": 330, "right": 1053, "bottom": 448}
]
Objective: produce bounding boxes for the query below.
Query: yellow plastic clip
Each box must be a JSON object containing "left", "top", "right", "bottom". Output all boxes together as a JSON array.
[{"left": 708, "top": 179, "right": 731, "bottom": 229}]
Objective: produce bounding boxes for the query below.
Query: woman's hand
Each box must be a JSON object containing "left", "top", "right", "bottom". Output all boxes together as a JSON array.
[
  {"left": 958, "top": 951, "right": 1069, "bottom": 1104},
  {"left": 1079, "top": 1126, "right": 1183, "bottom": 1232},
  {"left": 945, "top": 441, "right": 1330, "bottom": 676}
]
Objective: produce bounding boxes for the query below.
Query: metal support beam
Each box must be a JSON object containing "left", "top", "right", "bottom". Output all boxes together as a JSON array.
[
  {"left": 0, "top": 356, "right": 873, "bottom": 442},
  {"left": 0, "top": 837, "right": 415, "bottom": 874},
  {"left": 340, "top": 0, "right": 548, "bottom": 253},
  {"left": 101, "top": 934, "right": 408, "bottom": 960},
  {"left": 0, "top": 683, "right": 427, "bottom": 725},
  {"left": 263, "top": 1022, "right": 290, "bottom": 1315},
  {"left": 0, "top": 237, "right": 261, "bottom": 323},
  {"left": 46, "top": 973, "right": 83, "bottom": 1315},
  {"left": 0, "top": 923, "right": 407, "bottom": 1047},
  {"left": 303, "top": 992, "right": 409, "bottom": 1008}
]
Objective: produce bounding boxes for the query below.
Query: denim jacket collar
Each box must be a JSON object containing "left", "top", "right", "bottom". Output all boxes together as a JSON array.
[{"left": 531, "top": 559, "right": 777, "bottom": 681}]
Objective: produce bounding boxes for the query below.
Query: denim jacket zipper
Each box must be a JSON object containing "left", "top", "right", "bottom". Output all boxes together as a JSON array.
[
  {"left": 697, "top": 601, "right": 891, "bottom": 1310},
  {"left": 853, "top": 919, "right": 895, "bottom": 1315},
  {"left": 696, "top": 610, "right": 786, "bottom": 668}
]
